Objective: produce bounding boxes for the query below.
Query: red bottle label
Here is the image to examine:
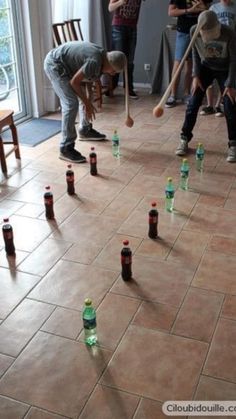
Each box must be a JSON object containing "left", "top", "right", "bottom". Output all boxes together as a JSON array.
[
  {"left": 44, "top": 197, "right": 53, "bottom": 205},
  {"left": 90, "top": 157, "right": 96, "bottom": 164},
  {"left": 149, "top": 215, "right": 158, "bottom": 224},
  {"left": 121, "top": 255, "right": 132, "bottom": 264},
  {"left": 4, "top": 231, "right": 13, "bottom": 240},
  {"left": 66, "top": 175, "right": 74, "bottom": 182}
]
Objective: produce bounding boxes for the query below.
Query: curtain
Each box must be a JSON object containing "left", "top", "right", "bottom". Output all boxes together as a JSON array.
[{"left": 51, "top": 0, "right": 108, "bottom": 48}]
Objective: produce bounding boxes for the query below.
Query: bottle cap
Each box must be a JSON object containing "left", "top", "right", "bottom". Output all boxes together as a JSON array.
[
  {"left": 151, "top": 202, "right": 157, "bottom": 207},
  {"left": 45, "top": 186, "right": 51, "bottom": 190},
  {"left": 85, "top": 298, "right": 92, "bottom": 306},
  {"left": 114, "top": 129, "right": 117, "bottom": 134},
  {"left": 67, "top": 164, "right": 72, "bottom": 169},
  {"left": 91, "top": 147, "right": 95, "bottom": 151},
  {"left": 182, "top": 158, "right": 188, "bottom": 163},
  {"left": 123, "top": 239, "right": 129, "bottom": 246},
  {"left": 198, "top": 142, "right": 203, "bottom": 147},
  {"left": 167, "top": 177, "right": 172, "bottom": 182},
  {"left": 3, "top": 218, "right": 9, "bottom": 223}
]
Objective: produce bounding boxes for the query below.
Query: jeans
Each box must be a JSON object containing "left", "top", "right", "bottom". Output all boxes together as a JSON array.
[
  {"left": 175, "top": 31, "right": 191, "bottom": 61},
  {"left": 111, "top": 25, "right": 137, "bottom": 91},
  {"left": 181, "top": 65, "right": 236, "bottom": 147},
  {"left": 44, "top": 51, "right": 89, "bottom": 149}
]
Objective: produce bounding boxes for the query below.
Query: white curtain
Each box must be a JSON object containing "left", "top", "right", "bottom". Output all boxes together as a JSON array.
[{"left": 51, "top": 0, "right": 107, "bottom": 47}]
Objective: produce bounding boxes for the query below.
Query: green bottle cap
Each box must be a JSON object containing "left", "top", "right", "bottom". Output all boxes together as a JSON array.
[
  {"left": 182, "top": 158, "right": 188, "bottom": 163},
  {"left": 198, "top": 142, "right": 203, "bottom": 147},
  {"left": 85, "top": 298, "right": 92, "bottom": 306},
  {"left": 167, "top": 177, "right": 172, "bottom": 182}
]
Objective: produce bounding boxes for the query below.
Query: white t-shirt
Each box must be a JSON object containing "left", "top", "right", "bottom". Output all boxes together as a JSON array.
[{"left": 210, "top": 1, "right": 236, "bottom": 30}]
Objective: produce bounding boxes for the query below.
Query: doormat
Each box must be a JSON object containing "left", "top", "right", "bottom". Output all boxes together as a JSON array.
[{"left": 2, "top": 118, "right": 61, "bottom": 147}]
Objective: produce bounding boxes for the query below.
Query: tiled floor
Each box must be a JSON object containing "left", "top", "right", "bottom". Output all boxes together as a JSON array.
[{"left": 0, "top": 89, "right": 236, "bottom": 418}]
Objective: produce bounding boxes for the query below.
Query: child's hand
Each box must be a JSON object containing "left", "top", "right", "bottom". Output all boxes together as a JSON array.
[
  {"left": 223, "top": 87, "right": 236, "bottom": 104},
  {"left": 191, "top": 77, "right": 204, "bottom": 95}
]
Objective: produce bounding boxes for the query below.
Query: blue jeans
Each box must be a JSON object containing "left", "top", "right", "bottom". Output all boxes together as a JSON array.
[
  {"left": 175, "top": 31, "right": 191, "bottom": 61},
  {"left": 111, "top": 25, "right": 137, "bottom": 91},
  {"left": 44, "top": 51, "right": 89, "bottom": 149},
  {"left": 181, "top": 65, "right": 236, "bottom": 146}
]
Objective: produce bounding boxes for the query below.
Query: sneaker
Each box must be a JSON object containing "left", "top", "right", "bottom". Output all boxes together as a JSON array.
[
  {"left": 175, "top": 135, "right": 189, "bottom": 156},
  {"left": 129, "top": 90, "right": 139, "bottom": 99},
  {"left": 200, "top": 106, "right": 215, "bottom": 116},
  {"left": 165, "top": 96, "right": 177, "bottom": 108},
  {"left": 79, "top": 126, "right": 106, "bottom": 141},
  {"left": 215, "top": 106, "right": 224, "bottom": 117},
  {"left": 226, "top": 146, "right": 236, "bottom": 163},
  {"left": 59, "top": 145, "right": 86, "bottom": 163}
]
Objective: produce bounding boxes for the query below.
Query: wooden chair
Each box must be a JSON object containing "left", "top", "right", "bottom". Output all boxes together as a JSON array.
[{"left": 0, "top": 110, "right": 21, "bottom": 173}]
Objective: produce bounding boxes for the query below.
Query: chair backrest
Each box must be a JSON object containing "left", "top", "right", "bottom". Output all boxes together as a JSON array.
[
  {"left": 52, "top": 22, "right": 70, "bottom": 46},
  {"left": 65, "top": 19, "right": 84, "bottom": 42}
]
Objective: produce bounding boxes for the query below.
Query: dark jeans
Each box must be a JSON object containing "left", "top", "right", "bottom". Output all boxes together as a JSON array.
[
  {"left": 181, "top": 65, "right": 236, "bottom": 147},
  {"left": 111, "top": 25, "right": 137, "bottom": 91}
]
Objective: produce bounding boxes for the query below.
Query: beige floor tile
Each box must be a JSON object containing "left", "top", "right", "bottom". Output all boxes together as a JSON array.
[
  {"left": 101, "top": 325, "right": 208, "bottom": 401},
  {"left": 41, "top": 307, "right": 83, "bottom": 339},
  {"left": 0, "top": 299, "right": 54, "bottom": 357},
  {"left": 208, "top": 236, "right": 236, "bottom": 255},
  {"left": 79, "top": 384, "right": 139, "bottom": 419},
  {"left": 111, "top": 255, "right": 194, "bottom": 307},
  {"left": 0, "top": 354, "right": 14, "bottom": 378},
  {"left": 172, "top": 288, "right": 223, "bottom": 342},
  {"left": 0, "top": 248, "right": 29, "bottom": 269},
  {"left": 25, "top": 407, "right": 69, "bottom": 419},
  {"left": 62, "top": 241, "right": 103, "bottom": 265},
  {"left": 0, "top": 332, "right": 111, "bottom": 418},
  {"left": 134, "top": 398, "right": 186, "bottom": 419},
  {"left": 29, "top": 260, "right": 118, "bottom": 311},
  {"left": 193, "top": 251, "right": 236, "bottom": 294},
  {"left": 0, "top": 267, "right": 41, "bottom": 318},
  {"left": 132, "top": 301, "right": 178, "bottom": 332},
  {"left": 0, "top": 395, "right": 29, "bottom": 419},
  {"left": 204, "top": 318, "right": 236, "bottom": 383},
  {"left": 221, "top": 295, "right": 236, "bottom": 320},
  {"left": 17, "top": 238, "right": 71, "bottom": 276},
  {"left": 195, "top": 375, "right": 236, "bottom": 400}
]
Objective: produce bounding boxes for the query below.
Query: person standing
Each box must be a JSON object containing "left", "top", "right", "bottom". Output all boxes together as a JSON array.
[
  {"left": 44, "top": 41, "right": 126, "bottom": 163},
  {"left": 108, "top": 0, "right": 145, "bottom": 99},
  {"left": 175, "top": 10, "right": 236, "bottom": 163},
  {"left": 200, "top": 0, "right": 236, "bottom": 116},
  {"left": 165, "top": 0, "right": 211, "bottom": 108}
]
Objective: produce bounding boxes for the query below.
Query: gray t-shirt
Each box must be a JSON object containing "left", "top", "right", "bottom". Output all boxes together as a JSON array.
[
  {"left": 191, "top": 24, "right": 236, "bottom": 87},
  {"left": 210, "top": 1, "right": 236, "bottom": 30},
  {"left": 51, "top": 41, "right": 106, "bottom": 80}
]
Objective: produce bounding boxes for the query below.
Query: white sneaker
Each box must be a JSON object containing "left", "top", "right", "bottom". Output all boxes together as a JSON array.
[
  {"left": 226, "top": 146, "right": 236, "bottom": 163},
  {"left": 175, "top": 136, "right": 188, "bottom": 156}
]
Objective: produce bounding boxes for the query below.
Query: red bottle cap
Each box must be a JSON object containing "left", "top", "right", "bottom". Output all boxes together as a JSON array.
[
  {"left": 91, "top": 147, "right": 95, "bottom": 151},
  {"left": 123, "top": 240, "right": 129, "bottom": 246},
  {"left": 45, "top": 186, "right": 50, "bottom": 190},
  {"left": 3, "top": 218, "right": 9, "bottom": 223},
  {"left": 151, "top": 202, "right": 157, "bottom": 207},
  {"left": 67, "top": 164, "right": 72, "bottom": 169}
]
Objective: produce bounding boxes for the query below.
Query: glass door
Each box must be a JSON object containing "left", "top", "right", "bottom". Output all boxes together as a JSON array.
[{"left": 0, "top": 0, "right": 29, "bottom": 120}]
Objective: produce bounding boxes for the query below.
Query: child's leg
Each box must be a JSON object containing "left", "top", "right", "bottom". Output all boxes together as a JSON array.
[{"left": 206, "top": 85, "right": 214, "bottom": 108}]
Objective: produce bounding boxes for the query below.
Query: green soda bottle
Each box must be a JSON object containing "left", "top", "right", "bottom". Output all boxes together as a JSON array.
[
  {"left": 180, "top": 158, "right": 189, "bottom": 190},
  {"left": 82, "top": 298, "right": 97, "bottom": 346},
  {"left": 111, "top": 130, "right": 120, "bottom": 158},
  {"left": 196, "top": 143, "right": 204, "bottom": 172},
  {"left": 165, "top": 177, "right": 175, "bottom": 212}
]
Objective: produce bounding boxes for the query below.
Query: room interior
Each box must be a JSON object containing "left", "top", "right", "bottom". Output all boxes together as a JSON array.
[{"left": 0, "top": 1, "right": 236, "bottom": 418}]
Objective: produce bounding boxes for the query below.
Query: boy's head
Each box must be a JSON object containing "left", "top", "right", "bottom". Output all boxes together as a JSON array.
[
  {"left": 106, "top": 51, "right": 126, "bottom": 73},
  {"left": 199, "top": 10, "right": 221, "bottom": 42}
]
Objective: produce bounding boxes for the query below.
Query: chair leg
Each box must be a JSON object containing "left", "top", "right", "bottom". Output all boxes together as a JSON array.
[
  {"left": 0, "top": 136, "right": 7, "bottom": 173},
  {"left": 10, "top": 122, "right": 21, "bottom": 159}
]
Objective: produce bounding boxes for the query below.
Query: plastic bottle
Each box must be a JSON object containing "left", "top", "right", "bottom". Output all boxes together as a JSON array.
[
  {"left": 89, "top": 147, "right": 97, "bottom": 176},
  {"left": 180, "top": 158, "right": 190, "bottom": 190},
  {"left": 196, "top": 143, "right": 205, "bottom": 172},
  {"left": 165, "top": 177, "right": 175, "bottom": 212},
  {"left": 44, "top": 186, "right": 54, "bottom": 219},
  {"left": 148, "top": 202, "right": 158, "bottom": 239},
  {"left": 111, "top": 130, "right": 120, "bottom": 158},
  {"left": 121, "top": 239, "right": 132, "bottom": 281},
  {"left": 2, "top": 218, "right": 15, "bottom": 256},
  {"left": 66, "top": 164, "right": 75, "bottom": 195},
  {"left": 82, "top": 298, "right": 97, "bottom": 346}
]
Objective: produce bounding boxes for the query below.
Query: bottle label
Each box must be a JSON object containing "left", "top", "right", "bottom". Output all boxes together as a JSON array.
[
  {"left": 112, "top": 139, "right": 119, "bottom": 146},
  {"left": 165, "top": 191, "right": 174, "bottom": 199},
  {"left": 121, "top": 255, "right": 132, "bottom": 264},
  {"left": 66, "top": 175, "right": 74, "bottom": 182},
  {"left": 44, "top": 197, "right": 53, "bottom": 205},
  {"left": 4, "top": 231, "right": 13, "bottom": 240},
  {"left": 149, "top": 215, "right": 158, "bottom": 224},
  {"left": 196, "top": 152, "right": 204, "bottom": 160},
  {"left": 90, "top": 157, "right": 96, "bottom": 164},
  {"left": 181, "top": 170, "right": 189, "bottom": 178},
  {"left": 83, "top": 317, "right": 96, "bottom": 330}
]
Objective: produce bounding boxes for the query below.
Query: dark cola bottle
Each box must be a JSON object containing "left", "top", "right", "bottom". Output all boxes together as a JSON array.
[
  {"left": 121, "top": 240, "right": 132, "bottom": 281},
  {"left": 44, "top": 186, "right": 54, "bottom": 220},
  {"left": 89, "top": 147, "right": 97, "bottom": 176},
  {"left": 2, "top": 218, "right": 15, "bottom": 256},
  {"left": 66, "top": 164, "right": 75, "bottom": 195},
  {"left": 148, "top": 202, "right": 158, "bottom": 239}
]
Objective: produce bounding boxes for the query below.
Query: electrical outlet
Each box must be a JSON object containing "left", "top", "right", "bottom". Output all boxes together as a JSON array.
[{"left": 144, "top": 63, "right": 151, "bottom": 71}]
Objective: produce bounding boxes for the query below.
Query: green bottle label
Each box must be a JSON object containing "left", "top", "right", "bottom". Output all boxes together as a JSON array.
[{"left": 83, "top": 318, "right": 96, "bottom": 330}]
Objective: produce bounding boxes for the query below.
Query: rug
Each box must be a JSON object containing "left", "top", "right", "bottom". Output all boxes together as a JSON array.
[{"left": 2, "top": 118, "right": 61, "bottom": 147}]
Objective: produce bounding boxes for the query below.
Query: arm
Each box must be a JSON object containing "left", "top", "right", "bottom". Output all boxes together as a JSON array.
[
  {"left": 168, "top": 1, "right": 207, "bottom": 17},
  {"left": 108, "top": 0, "right": 126, "bottom": 13},
  {"left": 70, "top": 69, "right": 96, "bottom": 121}
]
